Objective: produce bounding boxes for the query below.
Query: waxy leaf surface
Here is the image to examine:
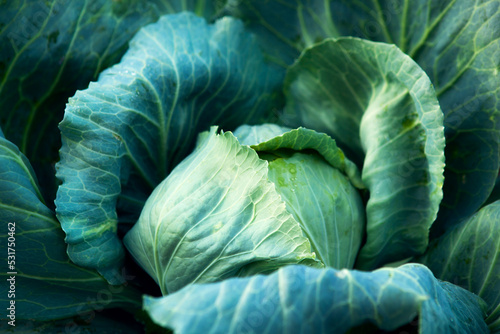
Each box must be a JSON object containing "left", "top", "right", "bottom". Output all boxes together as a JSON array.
[{"left": 55, "top": 12, "right": 283, "bottom": 283}]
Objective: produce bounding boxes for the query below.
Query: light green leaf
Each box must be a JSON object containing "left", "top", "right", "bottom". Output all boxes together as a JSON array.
[
  {"left": 285, "top": 38, "right": 445, "bottom": 270},
  {"left": 234, "top": 123, "right": 292, "bottom": 146},
  {"left": 236, "top": 125, "right": 364, "bottom": 189},
  {"left": 143, "top": 263, "right": 488, "bottom": 334},
  {"left": 55, "top": 12, "right": 284, "bottom": 283},
  {"left": 418, "top": 200, "right": 500, "bottom": 333},
  {"left": 234, "top": 124, "right": 365, "bottom": 269},
  {"left": 124, "top": 127, "right": 318, "bottom": 294},
  {"left": 268, "top": 153, "right": 365, "bottom": 269},
  {"left": 0, "top": 129, "right": 141, "bottom": 320}
]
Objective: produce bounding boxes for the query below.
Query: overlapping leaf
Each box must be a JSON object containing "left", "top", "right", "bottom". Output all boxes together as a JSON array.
[
  {"left": 418, "top": 200, "right": 500, "bottom": 333},
  {"left": 268, "top": 153, "right": 365, "bottom": 269},
  {"left": 234, "top": 123, "right": 291, "bottom": 147},
  {"left": 235, "top": 125, "right": 364, "bottom": 189},
  {"left": 225, "top": 0, "right": 500, "bottom": 236},
  {"left": 143, "top": 264, "right": 488, "bottom": 334},
  {"left": 124, "top": 128, "right": 318, "bottom": 294},
  {"left": 55, "top": 12, "right": 284, "bottom": 283},
  {"left": 0, "top": 0, "right": 162, "bottom": 203},
  {"left": 484, "top": 174, "right": 500, "bottom": 206},
  {"left": 0, "top": 129, "right": 141, "bottom": 320},
  {"left": 234, "top": 124, "right": 365, "bottom": 269},
  {"left": 284, "top": 38, "right": 445, "bottom": 269}
]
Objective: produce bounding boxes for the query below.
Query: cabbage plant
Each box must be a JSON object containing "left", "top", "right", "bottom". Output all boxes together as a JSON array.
[{"left": 0, "top": 0, "right": 498, "bottom": 333}]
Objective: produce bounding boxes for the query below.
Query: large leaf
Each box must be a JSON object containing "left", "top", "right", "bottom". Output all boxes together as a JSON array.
[
  {"left": 234, "top": 124, "right": 365, "bottom": 269},
  {"left": 55, "top": 12, "right": 283, "bottom": 283},
  {"left": 418, "top": 200, "right": 500, "bottom": 333},
  {"left": 143, "top": 263, "right": 488, "bottom": 334},
  {"left": 225, "top": 0, "right": 500, "bottom": 237},
  {"left": 123, "top": 128, "right": 318, "bottom": 294},
  {"left": 284, "top": 38, "right": 445, "bottom": 269},
  {"left": 0, "top": 128, "right": 141, "bottom": 321},
  {"left": 0, "top": 0, "right": 162, "bottom": 204}
]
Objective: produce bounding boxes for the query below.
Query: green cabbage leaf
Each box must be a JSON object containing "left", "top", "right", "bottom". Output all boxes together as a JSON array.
[
  {"left": 0, "top": 128, "right": 141, "bottom": 321},
  {"left": 284, "top": 38, "right": 445, "bottom": 269},
  {"left": 124, "top": 127, "right": 319, "bottom": 294},
  {"left": 234, "top": 124, "right": 365, "bottom": 269},
  {"left": 143, "top": 263, "right": 488, "bottom": 334},
  {"left": 225, "top": 0, "right": 500, "bottom": 237},
  {"left": 418, "top": 200, "right": 500, "bottom": 333},
  {"left": 55, "top": 12, "right": 283, "bottom": 283}
]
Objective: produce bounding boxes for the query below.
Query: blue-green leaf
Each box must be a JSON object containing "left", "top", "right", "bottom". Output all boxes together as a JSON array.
[
  {"left": 55, "top": 12, "right": 284, "bottom": 283},
  {"left": 284, "top": 38, "right": 445, "bottom": 270},
  {"left": 0, "top": 0, "right": 161, "bottom": 203},
  {"left": 123, "top": 127, "right": 318, "bottom": 294},
  {"left": 0, "top": 129, "right": 141, "bottom": 320},
  {"left": 143, "top": 263, "right": 488, "bottom": 334},
  {"left": 225, "top": 0, "right": 500, "bottom": 237},
  {"left": 418, "top": 201, "right": 500, "bottom": 333}
]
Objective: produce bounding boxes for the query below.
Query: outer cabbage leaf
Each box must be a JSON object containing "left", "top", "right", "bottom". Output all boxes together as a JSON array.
[
  {"left": 225, "top": 0, "right": 500, "bottom": 237},
  {"left": 285, "top": 38, "right": 445, "bottom": 269},
  {"left": 484, "top": 174, "right": 500, "bottom": 206},
  {"left": 234, "top": 124, "right": 365, "bottom": 269},
  {"left": 0, "top": 0, "right": 161, "bottom": 203},
  {"left": 0, "top": 129, "right": 141, "bottom": 320},
  {"left": 223, "top": 0, "right": 340, "bottom": 66},
  {"left": 418, "top": 201, "right": 500, "bottom": 333},
  {"left": 143, "top": 263, "right": 488, "bottom": 334},
  {"left": 55, "top": 12, "right": 283, "bottom": 283},
  {"left": 123, "top": 128, "right": 318, "bottom": 294}
]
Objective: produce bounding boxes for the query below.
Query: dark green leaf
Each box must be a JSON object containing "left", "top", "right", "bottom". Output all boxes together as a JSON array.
[
  {"left": 0, "top": 0, "right": 161, "bottom": 203},
  {"left": 0, "top": 128, "right": 141, "bottom": 321},
  {"left": 418, "top": 201, "right": 500, "bottom": 333},
  {"left": 483, "top": 173, "right": 500, "bottom": 206},
  {"left": 0, "top": 310, "right": 147, "bottom": 333}
]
